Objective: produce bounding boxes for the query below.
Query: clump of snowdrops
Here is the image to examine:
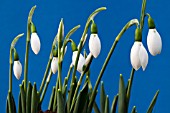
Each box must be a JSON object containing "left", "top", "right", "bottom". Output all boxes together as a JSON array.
[{"left": 6, "top": 0, "right": 161, "bottom": 113}]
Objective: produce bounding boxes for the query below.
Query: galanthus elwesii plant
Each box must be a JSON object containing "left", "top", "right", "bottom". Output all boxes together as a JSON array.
[{"left": 6, "top": 0, "right": 161, "bottom": 113}]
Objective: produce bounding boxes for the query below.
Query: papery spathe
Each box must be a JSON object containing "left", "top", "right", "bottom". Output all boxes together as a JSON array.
[
  {"left": 31, "top": 32, "right": 41, "bottom": 55},
  {"left": 130, "top": 42, "right": 148, "bottom": 71},
  {"left": 51, "top": 57, "right": 58, "bottom": 74},
  {"left": 13, "top": 61, "right": 22, "bottom": 80},
  {"left": 89, "top": 34, "right": 101, "bottom": 58},
  {"left": 147, "top": 29, "right": 162, "bottom": 56}
]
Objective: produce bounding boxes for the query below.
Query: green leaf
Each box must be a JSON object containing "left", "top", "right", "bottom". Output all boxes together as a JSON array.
[
  {"left": 62, "top": 85, "right": 68, "bottom": 104},
  {"left": 26, "top": 82, "right": 32, "bottom": 113},
  {"left": 73, "top": 82, "right": 88, "bottom": 113},
  {"left": 147, "top": 90, "right": 159, "bottom": 113},
  {"left": 111, "top": 94, "right": 118, "bottom": 113},
  {"left": 20, "top": 85, "right": 26, "bottom": 113},
  {"left": 118, "top": 74, "right": 127, "bottom": 113},
  {"left": 93, "top": 101, "right": 101, "bottom": 113},
  {"left": 31, "top": 83, "right": 38, "bottom": 113},
  {"left": 48, "top": 87, "right": 56, "bottom": 110},
  {"left": 18, "top": 92, "right": 22, "bottom": 113},
  {"left": 57, "top": 89, "right": 65, "bottom": 113},
  {"left": 100, "top": 81, "right": 106, "bottom": 113},
  {"left": 6, "top": 98, "right": 9, "bottom": 113},
  {"left": 104, "top": 96, "right": 109, "bottom": 113},
  {"left": 11, "top": 94, "right": 16, "bottom": 113},
  {"left": 131, "top": 106, "right": 137, "bottom": 113}
]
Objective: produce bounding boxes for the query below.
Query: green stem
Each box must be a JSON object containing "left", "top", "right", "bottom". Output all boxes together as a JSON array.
[
  {"left": 126, "top": 68, "right": 135, "bottom": 107},
  {"left": 140, "top": 0, "right": 147, "bottom": 30},
  {"left": 87, "top": 19, "right": 139, "bottom": 113},
  {"left": 39, "top": 58, "right": 52, "bottom": 94},
  {"left": 40, "top": 70, "right": 53, "bottom": 103},
  {"left": 24, "top": 6, "right": 36, "bottom": 91},
  {"left": 70, "top": 7, "right": 106, "bottom": 85}
]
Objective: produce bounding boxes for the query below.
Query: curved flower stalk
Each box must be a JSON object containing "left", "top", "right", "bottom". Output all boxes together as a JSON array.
[
  {"left": 30, "top": 23, "right": 41, "bottom": 55},
  {"left": 89, "top": 21, "right": 101, "bottom": 58},
  {"left": 13, "top": 50, "right": 22, "bottom": 80},
  {"left": 146, "top": 14, "right": 162, "bottom": 56}
]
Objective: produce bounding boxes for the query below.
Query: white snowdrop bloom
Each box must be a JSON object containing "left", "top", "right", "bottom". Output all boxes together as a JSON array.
[
  {"left": 51, "top": 57, "right": 58, "bottom": 74},
  {"left": 13, "top": 61, "right": 22, "bottom": 80},
  {"left": 130, "top": 42, "right": 148, "bottom": 71},
  {"left": 72, "top": 51, "right": 85, "bottom": 73},
  {"left": 147, "top": 29, "right": 162, "bottom": 56},
  {"left": 31, "top": 32, "right": 41, "bottom": 55},
  {"left": 89, "top": 34, "right": 101, "bottom": 58}
]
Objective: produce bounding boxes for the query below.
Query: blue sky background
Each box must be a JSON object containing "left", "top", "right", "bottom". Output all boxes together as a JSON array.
[{"left": 0, "top": 0, "right": 169, "bottom": 113}]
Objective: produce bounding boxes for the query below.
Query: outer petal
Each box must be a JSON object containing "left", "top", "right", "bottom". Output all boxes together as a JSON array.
[
  {"left": 51, "top": 57, "right": 58, "bottom": 74},
  {"left": 31, "top": 33, "right": 41, "bottom": 55},
  {"left": 139, "top": 44, "right": 148, "bottom": 71},
  {"left": 85, "top": 53, "right": 93, "bottom": 65},
  {"left": 130, "top": 42, "right": 141, "bottom": 70},
  {"left": 13, "top": 61, "right": 22, "bottom": 80},
  {"left": 72, "top": 51, "right": 85, "bottom": 73},
  {"left": 147, "top": 29, "right": 162, "bottom": 56},
  {"left": 89, "top": 34, "right": 101, "bottom": 58}
]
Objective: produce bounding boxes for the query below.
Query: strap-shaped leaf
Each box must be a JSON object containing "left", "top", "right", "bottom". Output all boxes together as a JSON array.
[
  {"left": 93, "top": 101, "right": 101, "bottom": 113},
  {"left": 111, "top": 94, "right": 118, "bottom": 113},
  {"left": 48, "top": 87, "right": 55, "bottom": 110},
  {"left": 11, "top": 94, "right": 16, "bottom": 113},
  {"left": 20, "top": 85, "right": 26, "bottom": 113},
  {"left": 62, "top": 85, "right": 68, "bottom": 104},
  {"left": 131, "top": 106, "right": 137, "bottom": 113},
  {"left": 26, "top": 82, "right": 32, "bottom": 113},
  {"left": 100, "top": 81, "right": 106, "bottom": 113},
  {"left": 57, "top": 89, "right": 65, "bottom": 113},
  {"left": 147, "top": 90, "right": 159, "bottom": 113},
  {"left": 18, "top": 92, "right": 22, "bottom": 113},
  {"left": 31, "top": 83, "right": 38, "bottom": 113},
  {"left": 73, "top": 82, "right": 88, "bottom": 113},
  {"left": 118, "top": 74, "right": 127, "bottom": 113},
  {"left": 104, "top": 95, "right": 109, "bottom": 113}
]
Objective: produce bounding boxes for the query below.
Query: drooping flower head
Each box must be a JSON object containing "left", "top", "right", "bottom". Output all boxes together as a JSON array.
[
  {"left": 130, "top": 28, "right": 148, "bottom": 71},
  {"left": 51, "top": 49, "right": 58, "bottom": 74},
  {"left": 30, "top": 22, "right": 41, "bottom": 55},
  {"left": 147, "top": 15, "right": 162, "bottom": 56},
  {"left": 89, "top": 20, "right": 101, "bottom": 58},
  {"left": 13, "top": 50, "right": 22, "bottom": 80}
]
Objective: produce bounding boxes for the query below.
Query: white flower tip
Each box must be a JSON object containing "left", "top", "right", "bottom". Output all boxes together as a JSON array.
[
  {"left": 13, "top": 61, "right": 22, "bottom": 80},
  {"left": 89, "top": 34, "right": 101, "bottom": 58},
  {"left": 31, "top": 33, "right": 41, "bottom": 55}
]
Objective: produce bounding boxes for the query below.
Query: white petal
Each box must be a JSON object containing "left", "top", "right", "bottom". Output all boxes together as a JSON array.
[
  {"left": 13, "top": 61, "right": 22, "bottom": 80},
  {"left": 72, "top": 51, "right": 85, "bottom": 73},
  {"left": 31, "top": 33, "right": 41, "bottom": 55},
  {"left": 147, "top": 29, "right": 162, "bottom": 56},
  {"left": 89, "top": 34, "right": 101, "bottom": 58},
  {"left": 139, "top": 44, "right": 148, "bottom": 71},
  {"left": 61, "top": 46, "right": 67, "bottom": 55},
  {"left": 85, "top": 53, "right": 93, "bottom": 65},
  {"left": 51, "top": 57, "right": 58, "bottom": 74},
  {"left": 130, "top": 42, "right": 141, "bottom": 70}
]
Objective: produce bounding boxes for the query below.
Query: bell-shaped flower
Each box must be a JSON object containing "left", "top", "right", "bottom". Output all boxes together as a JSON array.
[
  {"left": 72, "top": 51, "right": 85, "bottom": 73},
  {"left": 30, "top": 23, "right": 41, "bottom": 55},
  {"left": 147, "top": 28, "right": 162, "bottom": 56},
  {"left": 51, "top": 57, "right": 58, "bottom": 74},
  {"left": 130, "top": 42, "right": 148, "bottom": 71},
  {"left": 13, "top": 60, "right": 22, "bottom": 80},
  {"left": 85, "top": 53, "right": 93, "bottom": 66},
  {"left": 89, "top": 34, "right": 101, "bottom": 58},
  {"left": 31, "top": 32, "right": 41, "bottom": 55}
]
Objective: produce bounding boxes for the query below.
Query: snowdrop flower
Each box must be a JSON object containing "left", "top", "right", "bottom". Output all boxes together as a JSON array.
[
  {"left": 72, "top": 51, "right": 85, "bottom": 73},
  {"left": 85, "top": 53, "right": 93, "bottom": 65},
  {"left": 30, "top": 23, "right": 41, "bottom": 55},
  {"left": 51, "top": 57, "right": 58, "bottom": 74},
  {"left": 13, "top": 51, "right": 22, "bottom": 80},
  {"left": 51, "top": 49, "right": 58, "bottom": 74},
  {"left": 147, "top": 16, "right": 162, "bottom": 56},
  {"left": 130, "top": 28, "right": 148, "bottom": 71},
  {"left": 89, "top": 21, "right": 101, "bottom": 58}
]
